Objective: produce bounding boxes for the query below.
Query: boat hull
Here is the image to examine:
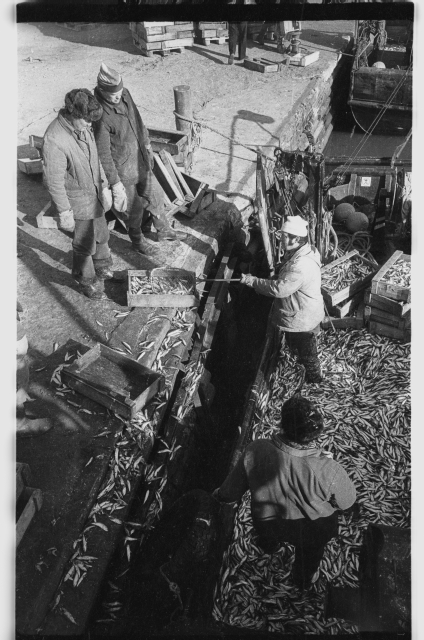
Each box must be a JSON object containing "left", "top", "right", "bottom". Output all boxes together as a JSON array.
[{"left": 349, "top": 102, "right": 412, "bottom": 136}]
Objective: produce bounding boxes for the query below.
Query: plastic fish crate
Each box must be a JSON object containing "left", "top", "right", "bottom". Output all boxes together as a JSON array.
[{"left": 127, "top": 268, "right": 199, "bottom": 308}]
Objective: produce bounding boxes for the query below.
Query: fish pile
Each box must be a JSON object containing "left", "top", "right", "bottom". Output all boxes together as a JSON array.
[
  {"left": 213, "top": 328, "right": 410, "bottom": 634},
  {"left": 322, "top": 257, "right": 375, "bottom": 293},
  {"left": 130, "top": 274, "right": 195, "bottom": 296},
  {"left": 43, "top": 310, "right": 195, "bottom": 628},
  {"left": 381, "top": 259, "right": 411, "bottom": 289}
]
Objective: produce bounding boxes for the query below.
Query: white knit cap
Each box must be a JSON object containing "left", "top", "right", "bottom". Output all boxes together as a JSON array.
[
  {"left": 281, "top": 216, "right": 308, "bottom": 237},
  {"left": 97, "top": 62, "right": 123, "bottom": 93}
]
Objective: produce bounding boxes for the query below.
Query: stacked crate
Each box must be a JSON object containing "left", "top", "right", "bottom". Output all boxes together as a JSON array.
[
  {"left": 129, "top": 22, "right": 195, "bottom": 57},
  {"left": 365, "top": 250, "right": 411, "bottom": 342},
  {"left": 195, "top": 22, "right": 228, "bottom": 46}
]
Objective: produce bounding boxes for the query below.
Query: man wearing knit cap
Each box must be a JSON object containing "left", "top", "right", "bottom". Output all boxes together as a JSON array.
[
  {"left": 240, "top": 215, "right": 324, "bottom": 383},
  {"left": 42, "top": 88, "right": 115, "bottom": 300},
  {"left": 93, "top": 63, "right": 180, "bottom": 256}
]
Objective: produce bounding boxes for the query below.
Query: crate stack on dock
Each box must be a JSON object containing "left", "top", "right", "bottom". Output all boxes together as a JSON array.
[
  {"left": 194, "top": 22, "right": 228, "bottom": 46},
  {"left": 129, "top": 22, "right": 195, "bottom": 57},
  {"left": 365, "top": 250, "right": 411, "bottom": 342}
]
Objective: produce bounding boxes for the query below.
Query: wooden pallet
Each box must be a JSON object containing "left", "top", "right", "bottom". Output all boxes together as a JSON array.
[
  {"left": 133, "top": 34, "right": 192, "bottom": 56},
  {"left": 199, "top": 36, "right": 228, "bottom": 46}
]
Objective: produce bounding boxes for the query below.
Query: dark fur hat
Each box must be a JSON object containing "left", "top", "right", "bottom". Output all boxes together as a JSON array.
[
  {"left": 64, "top": 89, "right": 103, "bottom": 122},
  {"left": 280, "top": 393, "right": 324, "bottom": 444}
]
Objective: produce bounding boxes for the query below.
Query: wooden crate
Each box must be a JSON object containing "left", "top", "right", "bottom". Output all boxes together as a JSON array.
[
  {"left": 127, "top": 268, "right": 199, "bottom": 308},
  {"left": 371, "top": 250, "right": 411, "bottom": 303},
  {"left": 328, "top": 290, "right": 364, "bottom": 318},
  {"left": 369, "top": 320, "right": 411, "bottom": 343},
  {"left": 18, "top": 158, "right": 43, "bottom": 174},
  {"left": 198, "top": 22, "right": 227, "bottom": 30},
  {"left": 365, "top": 305, "right": 410, "bottom": 330},
  {"left": 148, "top": 127, "right": 187, "bottom": 156},
  {"left": 165, "top": 23, "right": 194, "bottom": 33},
  {"left": 244, "top": 57, "right": 282, "bottom": 73},
  {"left": 364, "top": 290, "right": 411, "bottom": 318},
  {"left": 62, "top": 342, "right": 164, "bottom": 419},
  {"left": 287, "top": 49, "right": 320, "bottom": 67},
  {"left": 321, "top": 250, "right": 379, "bottom": 307}
]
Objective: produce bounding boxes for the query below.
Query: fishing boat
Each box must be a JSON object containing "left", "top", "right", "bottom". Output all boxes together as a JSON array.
[{"left": 348, "top": 20, "right": 413, "bottom": 135}]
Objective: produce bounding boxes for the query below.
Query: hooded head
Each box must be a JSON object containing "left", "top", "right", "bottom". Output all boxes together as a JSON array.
[
  {"left": 63, "top": 88, "right": 103, "bottom": 129},
  {"left": 97, "top": 63, "right": 124, "bottom": 104},
  {"left": 280, "top": 393, "right": 324, "bottom": 444}
]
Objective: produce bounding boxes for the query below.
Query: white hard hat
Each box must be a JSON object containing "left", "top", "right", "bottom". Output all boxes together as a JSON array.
[{"left": 281, "top": 216, "right": 308, "bottom": 237}]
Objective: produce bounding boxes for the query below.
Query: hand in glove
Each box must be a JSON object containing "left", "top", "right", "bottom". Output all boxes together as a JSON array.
[
  {"left": 146, "top": 146, "right": 155, "bottom": 171},
  {"left": 101, "top": 187, "right": 113, "bottom": 212},
  {"left": 58, "top": 209, "right": 75, "bottom": 232},
  {"left": 111, "top": 181, "right": 128, "bottom": 213},
  {"left": 240, "top": 273, "right": 255, "bottom": 287}
]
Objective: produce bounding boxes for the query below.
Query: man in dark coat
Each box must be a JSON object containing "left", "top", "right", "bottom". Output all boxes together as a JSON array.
[
  {"left": 213, "top": 393, "right": 356, "bottom": 590},
  {"left": 42, "top": 89, "right": 114, "bottom": 300},
  {"left": 93, "top": 63, "right": 180, "bottom": 256},
  {"left": 228, "top": 22, "right": 248, "bottom": 65}
]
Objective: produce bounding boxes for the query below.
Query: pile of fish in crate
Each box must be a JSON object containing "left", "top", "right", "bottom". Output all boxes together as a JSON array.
[
  {"left": 129, "top": 22, "right": 195, "bottom": 56},
  {"left": 213, "top": 326, "right": 410, "bottom": 633}
]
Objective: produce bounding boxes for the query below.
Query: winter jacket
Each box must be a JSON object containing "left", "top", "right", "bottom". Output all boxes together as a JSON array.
[
  {"left": 217, "top": 434, "right": 356, "bottom": 522},
  {"left": 42, "top": 112, "right": 107, "bottom": 220},
  {"left": 93, "top": 87, "right": 151, "bottom": 186},
  {"left": 250, "top": 243, "right": 325, "bottom": 332}
]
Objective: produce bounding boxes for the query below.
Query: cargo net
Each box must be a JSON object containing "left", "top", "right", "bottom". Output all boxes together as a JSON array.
[{"left": 213, "top": 328, "right": 410, "bottom": 633}]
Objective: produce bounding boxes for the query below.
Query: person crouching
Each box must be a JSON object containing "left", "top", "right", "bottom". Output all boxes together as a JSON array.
[{"left": 213, "top": 394, "right": 356, "bottom": 591}]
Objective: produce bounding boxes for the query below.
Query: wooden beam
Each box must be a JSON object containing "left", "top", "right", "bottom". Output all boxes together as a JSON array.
[
  {"left": 158, "top": 150, "right": 185, "bottom": 199},
  {"left": 163, "top": 150, "right": 194, "bottom": 198}
]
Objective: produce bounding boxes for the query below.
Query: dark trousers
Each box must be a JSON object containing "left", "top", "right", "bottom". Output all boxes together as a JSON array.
[
  {"left": 254, "top": 513, "right": 338, "bottom": 587},
  {"left": 229, "top": 22, "right": 248, "bottom": 59},
  {"left": 124, "top": 174, "right": 168, "bottom": 245},
  {"left": 72, "top": 216, "right": 111, "bottom": 284},
  {"left": 284, "top": 329, "right": 322, "bottom": 382}
]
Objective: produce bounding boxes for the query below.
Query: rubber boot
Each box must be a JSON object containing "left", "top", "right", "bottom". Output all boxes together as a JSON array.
[
  {"left": 297, "top": 333, "right": 323, "bottom": 383},
  {"left": 128, "top": 227, "right": 155, "bottom": 256},
  {"left": 277, "top": 37, "right": 285, "bottom": 54},
  {"left": 76, "top": 277, "right": 107, "bottom": 300},
  {"left": 153, "top": 213, "right": 184, "bottom": 241}
]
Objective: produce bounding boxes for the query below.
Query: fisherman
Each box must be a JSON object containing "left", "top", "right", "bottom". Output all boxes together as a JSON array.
[
  {"left": 228, "top": 22, "right": 248, "bottom": 65},
  {"left": 42, "top": 88, "right": 115, "bottom": 300},
  {"left": 241, "top": 216, "right": 325, "bottom": 383},
  {"left": 213, "top": 393, "right": 356, "bottom": 590},
  {"left": 93, "top": 63, "right": 181, "bottom": 256}
]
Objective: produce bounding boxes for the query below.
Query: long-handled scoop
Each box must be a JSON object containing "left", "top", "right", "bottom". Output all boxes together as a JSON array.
[{"left": 196, "top": 278, "right": 241, "bottom": 283}]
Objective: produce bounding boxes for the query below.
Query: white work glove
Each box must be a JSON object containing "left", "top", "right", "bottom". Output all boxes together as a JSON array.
[
  {"left": 111, "top": 181, "right": 128, "bottom": 213},
  {"left": 146, "top": 145, "right": 155, "bottom": 171},
  {"left": 240, "top": 273, "right": 255, "bottom": 287},
  {"left": 101, "top": 187, "right": 113, "bottom": 212},
  {"left": 58, "top": 209, "right": 75, "bottom": 232}
]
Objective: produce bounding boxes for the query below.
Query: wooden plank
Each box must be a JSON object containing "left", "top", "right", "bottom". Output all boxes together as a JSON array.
[
  {"left": 188, "top": 182, "right": 208, "bottom": 217},
  {"left": 164, "top": 151, "right": 194, "bottom": 198},
  {"left": 158, "top": 150, "right": 184, "bottom": 199},
  {"left": 321, "top": 316, "right": 363, "bottom": 330},
  {"left": 16, "top": 488, "right": 43, "bottom": 548},
  {"left": 165, "top": 23, "right": 194, "bottom": 32},
  {"left": 244, "top": 57, "right": 280, "bottom": 73},
  {"left": 153, "top": 152, "right": 184, "bottom": 202},
  {"left": 256, "top": 154, "right": 275, "bottom": 275}
]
